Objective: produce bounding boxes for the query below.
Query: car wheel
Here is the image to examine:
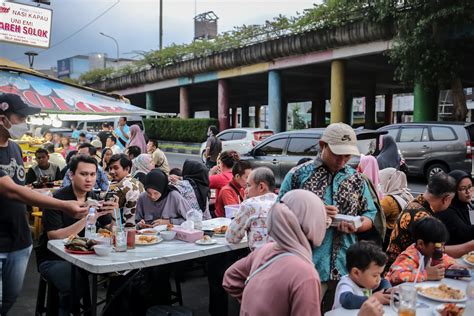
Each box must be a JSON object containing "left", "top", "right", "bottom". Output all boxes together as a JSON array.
[{"left": 426, "top": 163, "right": 448, "bottom": 180}]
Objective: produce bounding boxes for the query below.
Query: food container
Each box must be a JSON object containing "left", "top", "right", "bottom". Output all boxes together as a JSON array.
[
  {"left": 172, "top": 227, "right": 204, "bottom": 243},
  {"left": 160, "top": 230, "right": 176, "bottom": 241},
  {"left": 224, "top": 204, "right": 240, "bottom": 219},
  {"left": 93, "top": 245, "right": 112, "bottom": 256}
]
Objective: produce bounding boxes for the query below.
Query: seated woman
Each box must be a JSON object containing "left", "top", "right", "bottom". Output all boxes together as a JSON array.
[
  {"left": 223, "top": 190, "right": 327, "bottom": 316},
  {"left": 379, "top": 167, "right": 413, "bottom": 249},
  {"left": 436, "top": 170, "right": 474, "bottom": 245},
  {"left": 169, "top": 160, "right": 211, "bottom": 220},
  {"left": 215, "top": 160, "right": 252, "bottom": 218},
  {"left": 136, "top": 168, "right": 191, "bottom": 227},
  {"left": 131, "top": 154, "right": 154, "bottom": 185}
]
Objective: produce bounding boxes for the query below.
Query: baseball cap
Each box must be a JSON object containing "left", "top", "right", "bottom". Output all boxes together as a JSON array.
[
  {"left": 91, "top": 139, "right": 102, "bottom": 148},
  {"left": 321, "top": 122, "right": 360, "bottom": 156},
  {"left": 0, "top": 93, "right": 41, "bottom": 116}
]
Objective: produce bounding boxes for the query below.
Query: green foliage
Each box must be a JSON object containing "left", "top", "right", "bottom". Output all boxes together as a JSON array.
[
  {"left": 78, "top": 68, "right": 114, "bottom": 85},
  {"left": 144, "top": 118, "right": 218, "bottom": 143},
  {"left": 291, "top": 105, "right": 306, "bottom": 129},
  {"left": 61, "top": 77, "right": 79, "bottom": 85}
]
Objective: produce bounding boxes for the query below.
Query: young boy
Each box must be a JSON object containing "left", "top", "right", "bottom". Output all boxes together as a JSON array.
[
  {"left": 386, "top": 217, "right": 457, "bottom": 285},
  {"left": 333, "top": 241, "right": 392, "bottom": 309}
]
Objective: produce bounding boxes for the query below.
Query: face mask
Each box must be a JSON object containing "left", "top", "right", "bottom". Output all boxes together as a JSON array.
[{"left": 7, "top": 122, "right": 29, "bottom": 139}]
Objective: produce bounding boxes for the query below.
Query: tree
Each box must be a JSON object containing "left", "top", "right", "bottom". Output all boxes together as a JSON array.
[{"left": 379, "top": 0, "right": 474, "bottom": 121}]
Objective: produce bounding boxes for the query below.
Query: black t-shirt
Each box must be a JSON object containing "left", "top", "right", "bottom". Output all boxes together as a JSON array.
[
  {"left": 35, "top": 185, "right": 112, "bottom": 265},
  {"left": 98, "top": 131, "right": 112, "bottom": 148},
  {"left": 0, "top": 141, "right": 31, "bottom": 252}
]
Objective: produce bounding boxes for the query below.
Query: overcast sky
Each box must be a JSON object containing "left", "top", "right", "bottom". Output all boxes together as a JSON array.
[{"left": 1, "top": 0, "right": 320, "bottom": 70}]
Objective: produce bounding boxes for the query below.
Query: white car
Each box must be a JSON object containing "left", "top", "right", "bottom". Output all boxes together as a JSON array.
[{"left": 200, "top": 128, "right": 274, "bottom": 162}]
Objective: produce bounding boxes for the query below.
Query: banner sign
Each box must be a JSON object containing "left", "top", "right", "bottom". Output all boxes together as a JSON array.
[
  {"left": 0, "top": 1, "right": 52, "bottom": 48},
  {"left": 0, "top": 70, "right": 157, "bottom": 116}
]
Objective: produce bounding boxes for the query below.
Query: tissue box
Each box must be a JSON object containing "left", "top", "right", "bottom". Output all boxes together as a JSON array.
[
  {"left": 172, "top": 227, "right": 204, "bottom": 243},
  {"left": 224, "top": 204, "right": 240, "bottom": 219},
  {"left": 330, "top": 214, "right": 362, "bottom": 229}
]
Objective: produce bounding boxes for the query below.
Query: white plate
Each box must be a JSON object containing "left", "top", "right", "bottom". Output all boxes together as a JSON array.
[
  {"left": 432, "top": 303, "right": 465, "bottom": 316},
  {"left": 417, "top": 284, "right": 467, "bottom": 303},
  {"left": 135, "top": 236, "right": 163, "bottom": 246},
  {"left": 213, "top": 233, "right": 226, "bottom": 237},
  {"left": 138, "top": 229, "right": 158, "bottom": 235},
  {"left": 195, "top": 239, "right": 217, "bottom": 246},
  {"left": 462, "top": 255, "right": 474, "bottom": 267}
]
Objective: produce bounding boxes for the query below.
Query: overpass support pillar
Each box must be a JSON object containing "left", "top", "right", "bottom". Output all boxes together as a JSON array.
[
  {"left": 414, "top": 82, "right": 439, "bottom": 122},
  {"left": 330, "top": 60, "right": 347, "bottom": 124},
  {"left": 242, "top": 106, "right": 249, "bottom": 127},
  {"left": 311, "top": 96, "right": 326, "bottom": 127},
  {"left": 218, "top": 79, "right": 230, "bottom": 131},
  {"left": 146, "top": 92, "right": 155, "bottom": 116},
  {"left": 384, "top": 94, "right": 393, "bottom": 124},
  {"left": 232, "top": 108, "right": 238, "bottom": 128},
  {"left": 268, "top": 70, "right": 283, "bottom": 133},
  {"left": 365, "top": 80, "right": 376, "bottom": 129},
  {"left": 255, "top": 106, "right": 261, "bottom": 128},
  {"left": 179, "top": 86, "right": 190, "bottom": 119}
]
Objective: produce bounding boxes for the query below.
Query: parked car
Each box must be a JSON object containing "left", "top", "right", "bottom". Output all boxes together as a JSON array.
[
  {"left": 200, "top": 128, "right": 274, "bottom": 162},
  {"left": 241, "top": 128, "right": 386, "bottom": 187},
  {"left": 377, "top": 122, "right": 474, "bottom": 179}
]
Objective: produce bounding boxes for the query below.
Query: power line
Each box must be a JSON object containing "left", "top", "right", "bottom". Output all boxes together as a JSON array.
[{"left": 10, "top": 0, "right": 121, "bottom": 62}]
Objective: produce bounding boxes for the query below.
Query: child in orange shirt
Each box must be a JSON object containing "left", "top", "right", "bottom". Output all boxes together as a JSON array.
[{"left": 386, "top": 217, "right": 457, "bottom": 285}]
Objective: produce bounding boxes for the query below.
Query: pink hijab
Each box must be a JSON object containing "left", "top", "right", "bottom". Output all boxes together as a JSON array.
[
  {"left": 268, "top": 190, "right": 327, "bottom": 264},
  {"left": 358, "top": 154, "right": 383, "bottom": 200},
  {"left": 127, "top": 125, "right": 147, "bottom": 153}
]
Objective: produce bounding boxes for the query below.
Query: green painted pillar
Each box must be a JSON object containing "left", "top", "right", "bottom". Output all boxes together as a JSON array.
[
  {"left": 413, "top": 82, "right": 439, "bottom": 122},
  {"left": 146, "top": 92, "right": 155, "bottom": 118}
]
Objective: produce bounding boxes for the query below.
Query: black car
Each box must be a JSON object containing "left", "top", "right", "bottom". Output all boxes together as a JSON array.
[{"left": 242, "top": 128, "right": 386, "bottom": 186}]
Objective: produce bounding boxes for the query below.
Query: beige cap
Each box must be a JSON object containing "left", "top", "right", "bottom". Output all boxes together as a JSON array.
[
  {"left": 91, "top": 139, "right": 102, "bottom": 148},
  {"left": 321, "top": 122, "right": 360, "bottom": 156}
]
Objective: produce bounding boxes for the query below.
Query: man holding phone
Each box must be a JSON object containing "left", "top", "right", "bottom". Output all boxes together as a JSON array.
[{"left": 36, "top": 155, "right": 119, "bottom": 315}]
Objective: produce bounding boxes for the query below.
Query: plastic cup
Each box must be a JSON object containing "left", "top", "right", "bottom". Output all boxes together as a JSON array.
[
  {"left": 114, "top": 229, "right": 127, "bottom": 252},
  {"left": 126, "top": 229, "right": 136, "bottom": 249}
]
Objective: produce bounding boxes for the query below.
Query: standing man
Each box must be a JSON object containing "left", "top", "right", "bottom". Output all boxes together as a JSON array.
[
  {"left": 0, "top": 93, "right": 41, "bottom": 314},
  {"left": 25, "top": 148, "right": 61, "bottom": 185},
  {"left": 97, "top": 122, "right": 112, "bottom": 148},
  {"left": 204, "top": 125, "right": 222, "bottom": 169},
  {"left": 114, "top": 117, "right": 130, "bottom": 151},
  {"left": 108, "top": 154, "right": 144, "bottom": 228},
  {"left": 146, "top": 139, "right": 170, "bottom": 175},
  {"left": 278, "top": 122, "right": 377, "bottom": 312}
]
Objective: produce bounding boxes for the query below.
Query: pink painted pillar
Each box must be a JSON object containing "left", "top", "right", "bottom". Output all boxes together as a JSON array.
[
  {"left": 179, "top": 86, "right": 190, "bottom": 119},
  {"left": 218, "top": 79, "right": 230, "bottom": 131}
]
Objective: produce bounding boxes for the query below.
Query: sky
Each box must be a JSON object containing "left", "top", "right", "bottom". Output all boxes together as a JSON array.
[{"left": 1, "top": 0, "right": 320, "bottom": 70}]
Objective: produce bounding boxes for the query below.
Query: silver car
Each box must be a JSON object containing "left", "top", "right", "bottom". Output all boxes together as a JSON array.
[{"left": 378, "top": 122, "right": 474, "bottom": 179}]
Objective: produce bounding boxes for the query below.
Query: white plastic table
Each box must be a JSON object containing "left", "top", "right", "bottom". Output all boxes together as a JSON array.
[
  {"left": 324, "top": 278, "right": 469, "bottom": 316},
  {"left": 47, "top": 218, "right": 247, "bottom": 315}
]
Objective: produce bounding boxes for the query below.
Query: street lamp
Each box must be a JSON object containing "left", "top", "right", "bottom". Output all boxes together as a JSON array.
[
  {"left": 99, "top": 32, "right": 120, "bottom": 62},
  {"left": 24, "top": 51, "right": 38, "bottom": 69}
]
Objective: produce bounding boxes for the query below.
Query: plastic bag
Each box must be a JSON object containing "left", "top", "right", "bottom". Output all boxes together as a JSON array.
[{"left": 186, "top": 209, "right": 203, "bottom": 230}]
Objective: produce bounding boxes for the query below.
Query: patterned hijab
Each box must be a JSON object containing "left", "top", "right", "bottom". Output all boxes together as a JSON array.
[
  {"left": 268, "top": 190, "right": 327, "bottom": 264},
  {"left": 131, "top": 154, "right": 154, "bottom": 177}
]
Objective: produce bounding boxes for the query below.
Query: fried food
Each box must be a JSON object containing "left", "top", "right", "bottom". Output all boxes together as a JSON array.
[
  {"left": 213, "top": 225, "right": 228, "bottom": 234},
  {"left": 466, "top": 252, "right": 474, "bottom": 264},
  {"left": 202, "top": 235, "right": 211, "bottom": 242},
  {"left": 97, "top": 228, "right": 112, "bottom": 238},
  {"left": 439, "top": 303, "right": 465, "bottom": 316},
  {"left": 137, "top": 235, "right": 158, "bottom": 244},
  {"left": 418, "top": 284, "right": 465, "bottom": 300},
  {"left": 64, "top": 235, "right": 97, "bottom": 252},
  {"left": 167, "top": 224, "right": 174, "bottom": 231}
]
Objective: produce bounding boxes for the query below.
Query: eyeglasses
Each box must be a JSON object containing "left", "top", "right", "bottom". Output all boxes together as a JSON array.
[{"left": 458, "top": 186, "right": 473, "bottom": 193}]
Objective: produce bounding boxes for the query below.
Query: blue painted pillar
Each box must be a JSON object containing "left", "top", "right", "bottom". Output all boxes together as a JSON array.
[
  {"left": 146, "top": 92, "right": 154, "bottom": 118},
  {"left": 268, "top": 70, "right": 283, "bottom": 132}
]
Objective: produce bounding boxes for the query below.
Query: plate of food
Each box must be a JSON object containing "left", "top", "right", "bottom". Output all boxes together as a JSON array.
[
  {"left": 212, "top": 225, "right": 228, "bottom": 237},
  {"left": 135, "top": 235, "right": 163, "bottom": 246},
  {"left": 138, "top": 229, "right": 158, "bottom": 235},
  {"left": 417, "top": 284, "right": 466, "bottom": 303},
  {"left": 97, "top": 228, "right": 113, "bottom": 238},
  {"left": 433, "top": 303, "right": 465, "bottom": 316},
  {"left": 64, "top": 235, "right": 97, "bottom": 254},
  {"left": 195, "top": 235, "right": 217, "bottom": 246},
  {"left": 462, "top": 252, "right": 474, "bottom": 266}
]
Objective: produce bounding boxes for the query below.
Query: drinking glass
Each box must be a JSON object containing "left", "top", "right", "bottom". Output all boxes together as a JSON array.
[
  {"left": 390, "top": 284, "right": 417, "bottom": 316},
  {"left": 126, "top": 228, "right": 136, "bottom": 249},
  {"left": 114, "top": 229, "right": 127, "bottom": 252}
]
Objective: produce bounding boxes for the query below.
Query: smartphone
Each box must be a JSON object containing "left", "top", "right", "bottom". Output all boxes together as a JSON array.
[
  {"left": 104, "top": 192, "right": 116, "bottom": 201},
  {"left": 445, "top": 268, "right": 470, "bottom": 279}
]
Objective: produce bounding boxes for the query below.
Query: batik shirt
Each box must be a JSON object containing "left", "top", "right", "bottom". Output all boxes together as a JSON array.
[
  {"left": 110, "top": 175, "right": 144, "bottom": 227},
  {"left": 385, "top": 195, "right": 434, "bottom": 270},
  {"left": 386, "top": 244, "right": 455, "bottom": 285},
  {"left": 278, "top": 157, "right": 377, "bottom": 282},
  {"left": 226, "top": 192, "right": 277, "bottom": 250}
]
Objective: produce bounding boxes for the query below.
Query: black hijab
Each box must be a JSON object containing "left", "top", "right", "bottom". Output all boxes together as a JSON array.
[
  {"left": 182, "top": 160, "right": 209, "bottom": 212},
  {"left": 377, "top": 135, "right": 401, "bottom": 170},
  {"left": 144, "top": 168, "right": 172, "bottom": 201},
  {"left": 449, "top": 170, "right": 472, "bottom": 207}
]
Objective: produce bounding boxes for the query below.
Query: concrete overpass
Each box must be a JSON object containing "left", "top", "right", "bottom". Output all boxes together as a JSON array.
[{"left": 89, "top": 20, "right": 474, "bottom": 132}]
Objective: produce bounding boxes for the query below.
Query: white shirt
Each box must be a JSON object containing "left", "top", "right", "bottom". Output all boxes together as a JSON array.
[{"left": 333, "top": 275, "right": 366, "bottom": 309}]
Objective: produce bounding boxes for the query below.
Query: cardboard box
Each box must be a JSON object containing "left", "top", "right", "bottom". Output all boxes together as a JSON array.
[{"left": 330, "top": 214, "right": 362, "bottom": 229}]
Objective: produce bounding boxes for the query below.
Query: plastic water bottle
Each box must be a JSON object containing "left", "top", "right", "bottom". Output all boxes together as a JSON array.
[
  {"left": 85, "top": 207, "right": 97, "bottom": 239},
  {"left": 466, "top": 271, "right": 474, "bottom": 310}
]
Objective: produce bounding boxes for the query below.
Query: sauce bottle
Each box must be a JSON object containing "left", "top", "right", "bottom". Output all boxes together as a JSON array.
[{"left": 431, "top": 242, "right": 444, "bottom": 266}]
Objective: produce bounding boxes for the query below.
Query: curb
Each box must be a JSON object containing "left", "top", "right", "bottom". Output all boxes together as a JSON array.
[{"left": 162, "top": 147, "right": 200, "bottom": 156}]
